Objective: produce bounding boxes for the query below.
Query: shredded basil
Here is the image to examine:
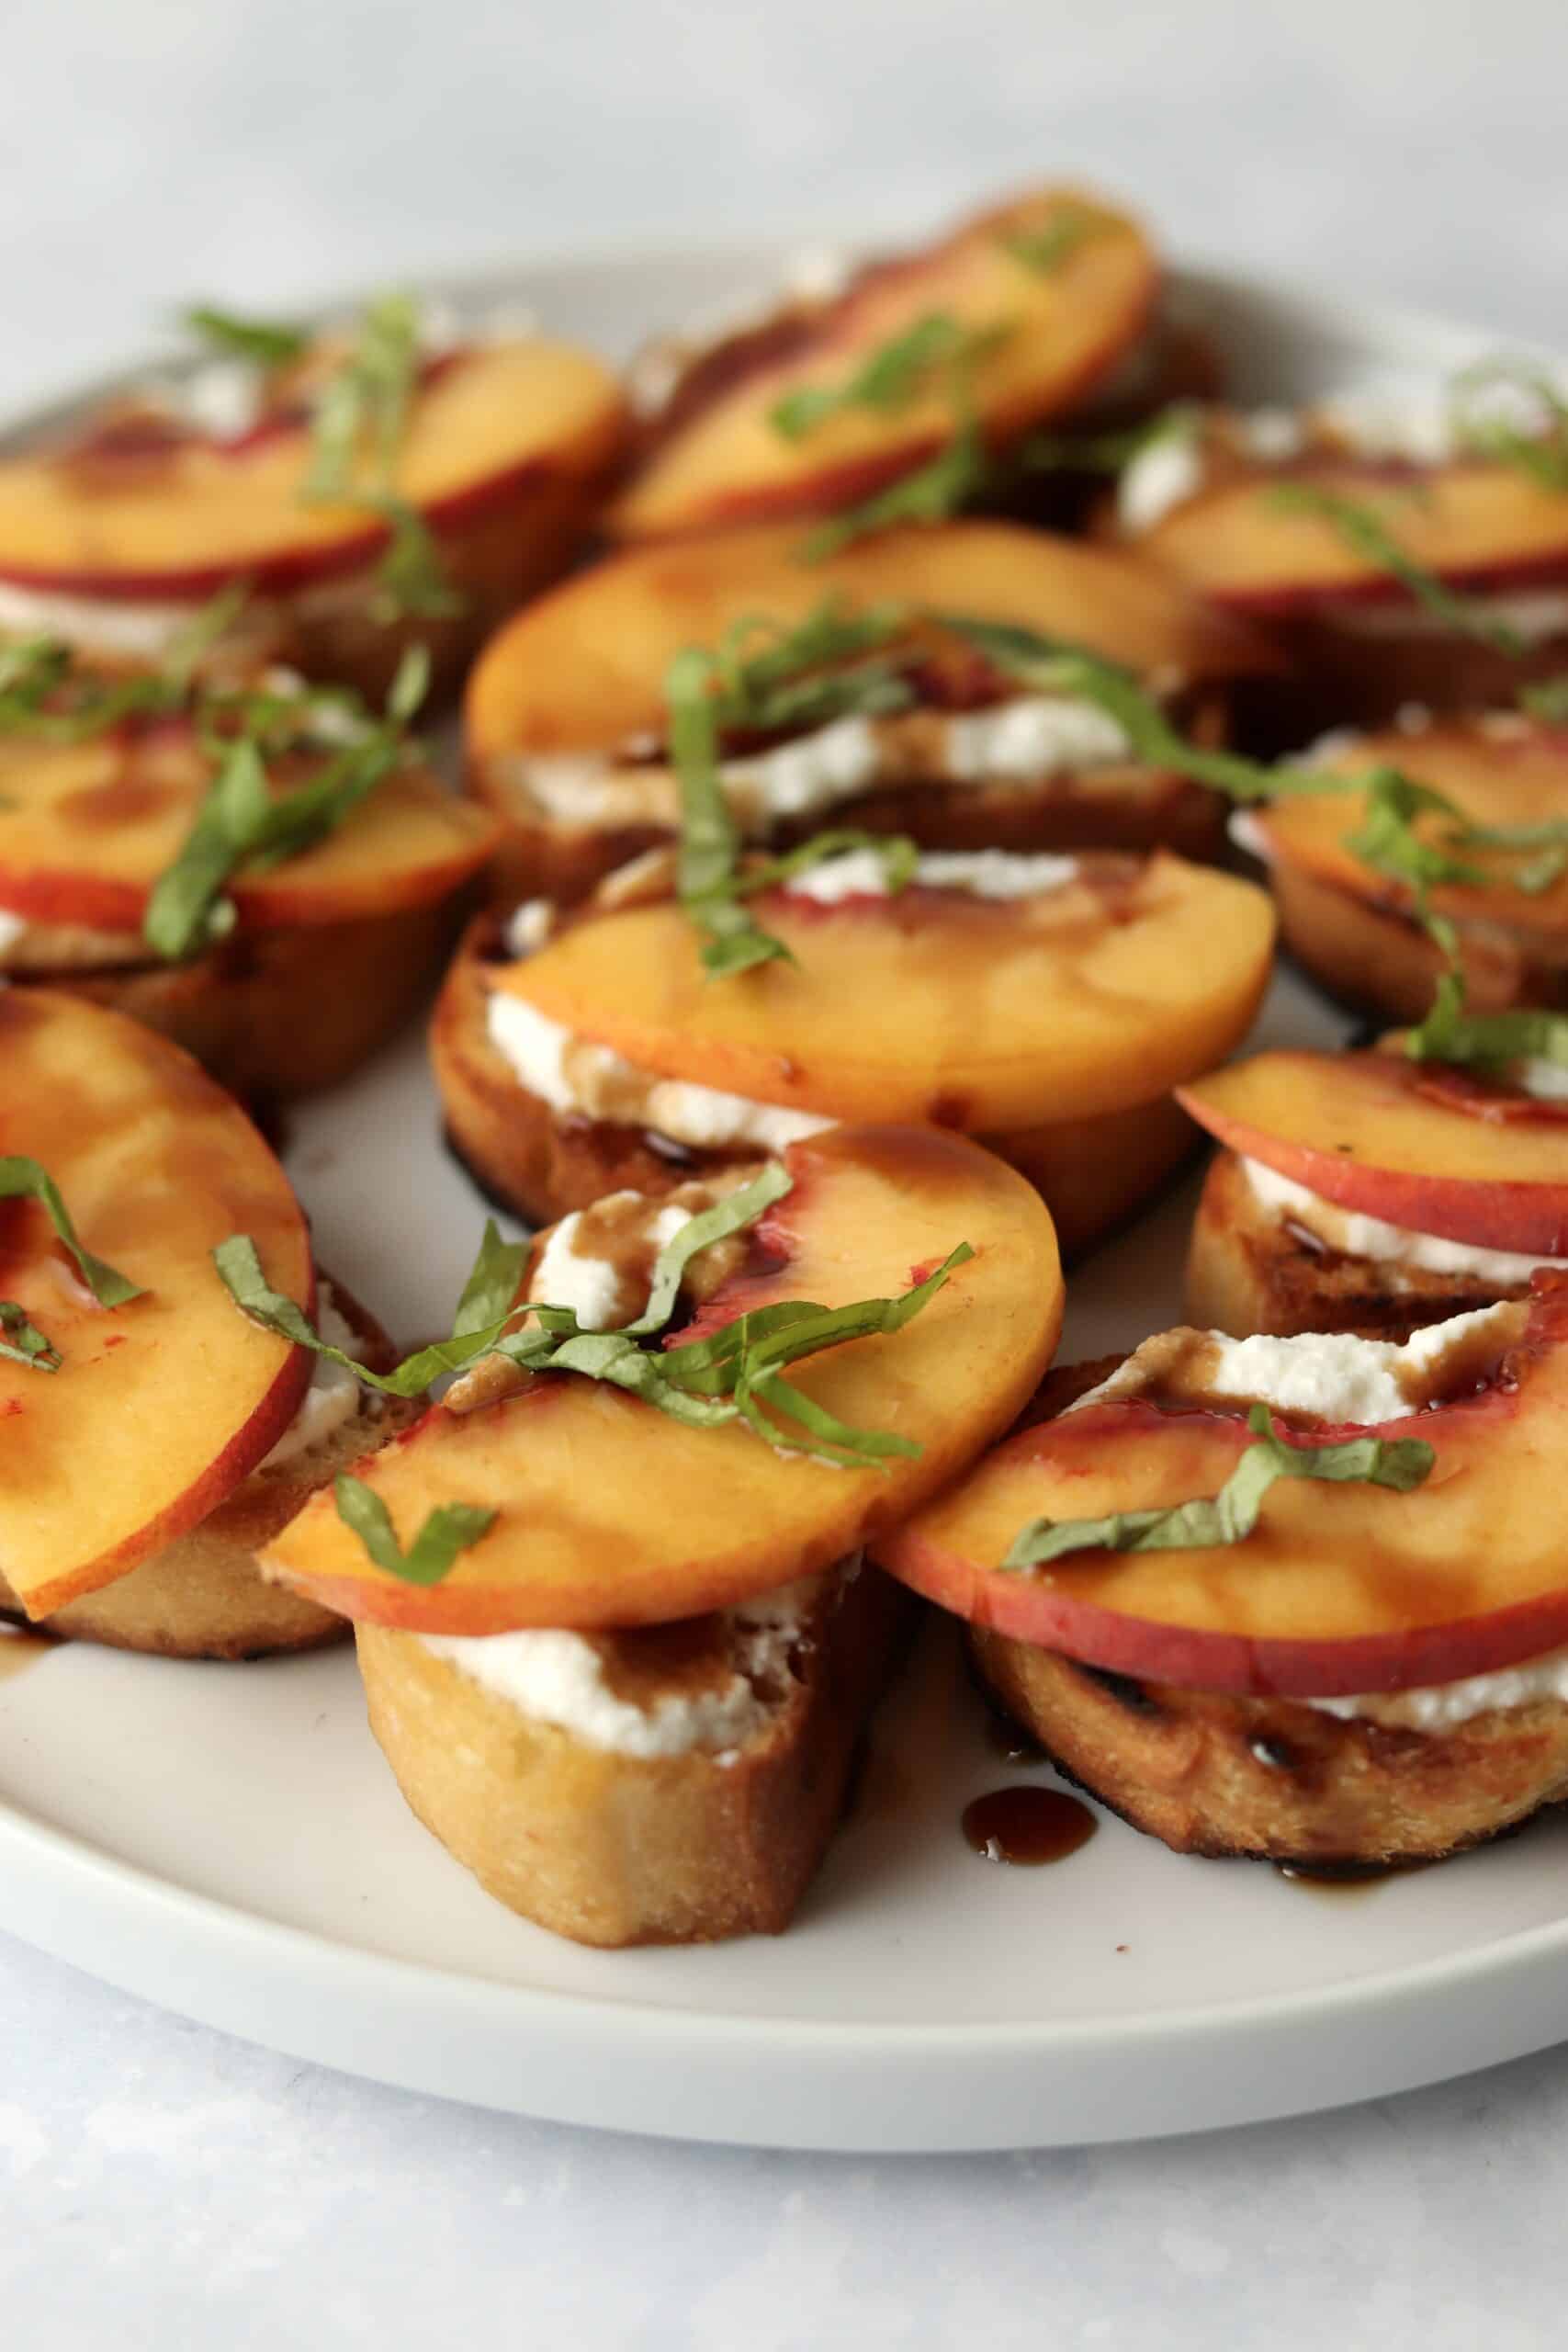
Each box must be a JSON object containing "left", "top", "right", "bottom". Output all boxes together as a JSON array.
[
  {"left": 0, "top": 1159, "right": 143, "bottom": 1308},
  {"left": 333, "top": 1478, "right": 496, "bottom": 1586},
  {"left": 1002, "top": 1404, "right": 1435, "bottom": 1569}
]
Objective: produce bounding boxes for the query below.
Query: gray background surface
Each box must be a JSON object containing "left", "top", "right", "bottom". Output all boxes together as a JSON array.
[{"left": 2, "top": 2, "right": 1565, "bottom": 2343}]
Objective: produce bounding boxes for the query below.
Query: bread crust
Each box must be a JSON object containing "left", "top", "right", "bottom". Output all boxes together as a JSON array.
[
  {"left": 11, "top": 894, "right": 468, "bottom": 1100},
  {"left": 1264, "top": 854, "right": 1568, "bottom": 1023},
  {"left": 969, "top": 1628, "right": 1568, "bottom": 1868},
  {"left": 431, "top": 913, "right": 1197, "bottom": 1258},
  {"left": 0, "top": 1278, "right": 418, "bottom": 1658},
  {"left": 1184, "top": 1147, "right": 1520, "bottom": 1340},
  {"left": 356, "top": 1563, "right": 909, "bottom": 1945}
]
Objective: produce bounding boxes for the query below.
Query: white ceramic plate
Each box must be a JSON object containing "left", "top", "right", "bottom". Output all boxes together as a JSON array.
[{"left": 3, "top": 247, "right": 1564, "bottom": 2156}]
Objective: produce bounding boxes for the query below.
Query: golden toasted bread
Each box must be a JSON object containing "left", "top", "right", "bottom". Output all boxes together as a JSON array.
[
  {"left": 7, "top": 897, "right": 466, "bottom": 1102},
  {"left": 0, "top": 1278, "right": 417, "bottom": 1658},
  {"left": 356, "top": 1561, "right": 909, "bottom": 1946},
  {"left": 970, "top": 1629, "right": 1568, "bottom": 1869},
  {"left": 1185, "top": 1147, "right": 1518, "bottom": 1340},
  {"left": 432, "top": 910, "right": 1197, "bottom": 1258}
]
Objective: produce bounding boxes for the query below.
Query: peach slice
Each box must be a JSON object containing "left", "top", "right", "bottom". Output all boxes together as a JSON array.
[
  {"left": 491, "top": 852, "right": 1275, "bottom": 1130},
  {"left": 464, "top": 515, "right": 1278, "bottom": 771},
  {"left": 1179, "top": 1050, "right": 1568, "bottom": 1256},
  {"left": 1139, "top": 458, "right": 1568, "bottom": 612},
  {"left": 1246, "top": 718, "right": 1568, "bottom": 933},
  {"left": 610, "top": 187, "right": 1157, "bottom": 539},
  {"left": 0, "top": 342, "right": 626, "bottom": 596},
  {"left": 0, "top": 722, "right": 499, "bottom": 932},
  {"left": 0, "top": 989, "right": 311, "bottom": 1616},
  {"left": 878, "top": 1283, "right": 1568, "bottom": 1697},
  {"left": 258, "top": 1125, "right": 1063, "bottom": 1634}
]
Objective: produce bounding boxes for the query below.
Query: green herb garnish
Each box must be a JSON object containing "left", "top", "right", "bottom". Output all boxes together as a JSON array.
[
  {"left": 803, "top": 420, "right": 993, "bottom": 559},
  {"left": 0, "top": 1301, "right": 61, "bottom": 1373},
  {"left": 998, "top": 207, "right": 1101, "bottom": 276},
  {"left": 771, "top": 314, "right": 1010, "bottom": 443},
  {"left": 184, "top": 305, "right": 310, "bottom": 369},
  {"left": 1520, "top": 676, "right": 1568, "bottom": 723},
  {"left": 300, "top": 291, "right": 461, "bottom": 621},
  {"left": 0, "top": 1159, "right": 143, "bottom": 1307},
  {"left": 1267, "top": 483, "right": 1527, "bottom": 658},
  {"left": 219, "top": 1163, "right": 971, "bottom": 1535},
  {"left": 708, "top": 598, "right": 916, "bottom": 734},
  {"left": 333, "top": 1478, "right": 497, "bottom": 1586},
  {"left": 666, "top": 642, "right": 917, "bottom": 977},
  {"left": 142, "top": 645, "right": 428, "bottom": 961},
  {"left": 1450, "top": 358, "right": 1568, "bottom": 494},
  {"left": 1344, "top": 764, "right": 1568, "bottom": 908},
  {"left": 1001, "top": 1405, "right": 1434, "bottom": 1570},
  {"left": 929, "top": 611, "right": 1341, "bottom": 804}
]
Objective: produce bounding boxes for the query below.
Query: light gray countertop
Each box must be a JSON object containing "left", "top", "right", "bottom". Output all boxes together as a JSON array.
[{"left": 2, "top": 0, "right": 1565, "bottom": 2341}]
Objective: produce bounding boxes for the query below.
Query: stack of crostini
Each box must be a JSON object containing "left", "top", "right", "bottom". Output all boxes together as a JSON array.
[{"left": 6, "top": 175, "right": 1568, "bottom": 1949}]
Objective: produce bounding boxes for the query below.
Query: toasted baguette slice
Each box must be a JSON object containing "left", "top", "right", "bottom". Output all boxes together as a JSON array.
[
  {"left": 6, "top": 896, "right": 467, "bottom": 1101},
  {"left": 1184, "top": 1146, "right": 1520, "bottom": 1341},
  {"left": 356, "top": 1561, "right": 909, "bottom": 1946},
  {"left": 1261, "top": 848, "right": 1568, "bottom": 1025},
  {"left": 970, "top": 1627, "right": 1568, "bottom": 1870},
  {"left": 432, "top": 910, "right": 1196, "bottom": 1259},
  {"left": 0, "top": 1278, "right": 417, "bottom": 1658}
]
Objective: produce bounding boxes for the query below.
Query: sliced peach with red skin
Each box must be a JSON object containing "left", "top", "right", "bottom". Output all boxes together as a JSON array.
[
  {"left": 0, "top": 722, "right": 499, "bottom": 933},
  {"left": 0, "top": 989, "right": 311, "bottom": 1617},
  {"left": 258, "top": 1125, "right": 1063, "bottom": 1634},
  {"left": 0, "top": 342, "right": 627, "bottom": 598},
  {"left": 1179, "top": 1049, "right": 1568, "bottom": 1257},
  {"left": 464, "top": 516, "right": 1280, "bottom": 770},
  {"left": 878, "top": 1282, "right": 1568, "bottom": 1697},
  {"left": 1247, "top": 719, "right": 1568, "bottom": 933},
  {"left": 493, "top": 852, "right": 1276, "bottom": 1129},
  {"left": 1139, "top": 459, "right": 1568, "bottom": 613},
  {"left": 610, "top": 186, "right": 1158, "bottom": 539}
]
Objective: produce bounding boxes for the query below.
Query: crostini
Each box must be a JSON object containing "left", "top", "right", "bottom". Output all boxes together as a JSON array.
[
  {"left": 0, "top": 295, "right": 628, "bottom": 701},
  {"left": 433, "top": 842, "right": 1275, "bottom": 1258},
  {"left": 464, "top": 519, "right": 1280, "bottom": 903},
  {"left": 1235, "top": 709, "right": 1568, "bottom": 1022},
  {"left": 1179, "top": 1046, "right": 1568, "bottom": 1339},
  {"left": 1108, "top": 381, "right": 1568, "bottom": 723},
  {"left": 878, "top": 1282, "right": 1568, "bottom": 1870},
  {"left": 0, "top": 989, "right": 415, "bottom": 1658},
  {"left": 611, "top": 184, "right": 1160, "bottom": 541},
  {"left": 0, "top": 641, "right": 497, "bottom": 1098},
  {"left": 254, "top": 1125, "right": 1065, "bottom": 1943}
]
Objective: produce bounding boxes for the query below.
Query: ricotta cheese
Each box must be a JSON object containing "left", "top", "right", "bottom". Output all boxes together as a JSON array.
[
  {"left": 259, "top": 1283, "right": 370, "bottom": 1469},
  {"left": 1116, "top": 423, "right": 1205, "bottom": 534},
  {"left": 720, "top": 714, "right": 885, "bottom": 821},
  {"left": 1324, "top": 587, "right": 1568, "bottom": 645},
  {"left": 504, "top": 899, "right": 555, "bottom": 958},
  {"left": 1070, "top": 1299, "right": 1517, "bottom": 1425},
  {"left": 1238, "top": 406, "right": 1308, "bottom": 462},
  {"left": 0, "top": 909, "right": 27, "bottom": 958},
  {"left": 782, "top": 846, "right": 1080, "bottom": 905},
  {"left": 1310, "top": 1646, "right": 1568, "bottom": 1730},
  {"left": 530, "top": 1201, "right": 694, "bottom": 1330},
  {"left": 1517, "top": 1057, "right": 1568, "bottom": 1102},
  {"left": 1242, "top": 1156, "right": 1567, "bottom": 1286},
  {"left": 0, "top": 582, "right": 204, "bottom": 662},
  {"left": 418, "top": 1568, "right": 835, "bottom": 1758},
  {"left": 486, "top": 993, "right": 834, "bottom": 1154},
  {"left": 942, "top": 695, "right": 1133, "bottom": 781}
]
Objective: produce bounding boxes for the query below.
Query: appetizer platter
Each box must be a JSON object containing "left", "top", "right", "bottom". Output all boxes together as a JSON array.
[{"left": 4, "top": 203, "right": 1568, "bottom": 2154}]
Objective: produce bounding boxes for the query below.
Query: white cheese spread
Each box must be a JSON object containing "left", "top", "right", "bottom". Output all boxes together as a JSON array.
[
  {"left": 1242, "top": 1156, "right": 1567, "bottom": 1287},
  {"left": 1116, "top": 423, "right": 1205, "bottom": 533},
  {"left": 1517, "top": 1057, "right": 1568, "bottom": 1102},
  {"left": 1069, "top": 1299, "right": 1517, "bottom": 1426},
  {"left": 504, "top": 899, "right": 555, "bottom": 958},
  {"left": 782, "top": 846, "right": 1080, "bottom": 906},
  {"left": 417, "top": 1569, "right": 836, "bottom": 1758},
  {"left": 486, "top": 992, "right": 833, "bottom": 1154},
  {"left": 530, "top": 1200, "right": 695, "bottom": 1330},
  {"left": 0, "top": 909, "right": 28, "bottom": 958},
  {"left": 0, "top": 582, "right": 204, "bottom": 662},
  {"left": 1309, "top": 1646, "right": 1568, "bottom": 1730},
  {"left": 511, "top": 692, "right": 1139, "bottom": 837},
  {"left": 259, "top": 1283, "right": 371, "bottom": 1469},
  {"left": 1323, "top": 587, "right": 1568, "bottom": 645}
]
